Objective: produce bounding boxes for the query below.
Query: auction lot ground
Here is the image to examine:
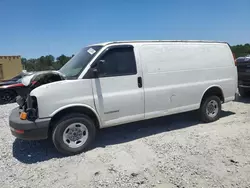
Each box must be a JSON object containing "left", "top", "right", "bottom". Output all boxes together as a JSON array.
[{"left": 0, "top": 95, "right": 250, "bottom": 188}]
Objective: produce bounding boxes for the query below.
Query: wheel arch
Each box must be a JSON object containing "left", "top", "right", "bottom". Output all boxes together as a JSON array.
[
  {"left": 200, "top": 85, "right": 225, "bottom": 106},
  {"left": 49, "top": 104, "right": 102, "bottom": 131}
]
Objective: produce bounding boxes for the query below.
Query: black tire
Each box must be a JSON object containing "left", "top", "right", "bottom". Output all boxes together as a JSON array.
[
  {"left": 52, "top": 113, "right": 96, "bottom": 155},
  {"left": 238, "top": 87, "right": 250, "bottom": 98},
  {"left": 200, "top": 96, "right": 221, "bottom": 123},
  {"left": 0, "top": 90, "right": 17, "bottom": 104}
]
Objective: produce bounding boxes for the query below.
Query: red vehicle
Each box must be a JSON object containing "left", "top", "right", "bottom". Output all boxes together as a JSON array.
[
  {"left": 0, "top": 79, "right": 28, "bottom": 104},
  {"left": 0, "top": 70, "right": 65, "bottom": 104},
  {"left": 0, "top": 71, "right": 34, "bottom": 104}
]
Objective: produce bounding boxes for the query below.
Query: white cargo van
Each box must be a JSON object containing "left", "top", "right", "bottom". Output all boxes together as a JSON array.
[{"left": 9, "top": 40, "right": 237, "bottom": 155}]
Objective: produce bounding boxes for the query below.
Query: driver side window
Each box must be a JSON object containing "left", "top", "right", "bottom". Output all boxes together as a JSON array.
[{"left": 98, "top": 47, "right": 137, "bottom": 77}]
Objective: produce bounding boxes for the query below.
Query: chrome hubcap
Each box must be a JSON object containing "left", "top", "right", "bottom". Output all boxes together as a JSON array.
[
  {"left": 63, "top": 123, "right": 88, "bottom": 148},
  {"left": 206, "top": 100, "right": 219, "bottom": 118}
]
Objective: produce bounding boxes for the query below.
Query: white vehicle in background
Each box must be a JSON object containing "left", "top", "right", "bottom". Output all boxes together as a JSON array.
[{"left": 9, "top": 40, "right": 237, "bottom": 155}]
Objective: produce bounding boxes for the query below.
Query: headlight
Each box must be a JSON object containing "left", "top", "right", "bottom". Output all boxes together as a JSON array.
[
  {"left": 25, "top": 95, "right": 38, "bottom": 121},
  {"left": 26, "top": 95, "right": 37, "bottom": 109}
]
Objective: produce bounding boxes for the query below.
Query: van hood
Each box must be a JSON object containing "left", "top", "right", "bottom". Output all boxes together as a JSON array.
[{"left": 22, "top": 70, "right": 66, "bottom": 89}]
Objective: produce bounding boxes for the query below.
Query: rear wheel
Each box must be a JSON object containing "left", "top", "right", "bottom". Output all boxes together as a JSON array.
[
  {"left": 52, "top": 113, "right": 96, "bottom": 155},
  {"left": 200, "top": 96, "right": 221, "bottom": 123}
]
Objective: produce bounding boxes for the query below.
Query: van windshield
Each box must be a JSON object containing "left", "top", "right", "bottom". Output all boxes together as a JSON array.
[{"left": 59, "top": 45, "right": 102, "bottom": 79}]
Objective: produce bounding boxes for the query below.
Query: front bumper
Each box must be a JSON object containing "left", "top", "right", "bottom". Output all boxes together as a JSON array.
[{"left": 9, "top": 107, "right": 51, "bottom": 140}]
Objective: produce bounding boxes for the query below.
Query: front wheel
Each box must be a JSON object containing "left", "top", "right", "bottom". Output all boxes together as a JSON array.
[
  {"left": 52, "top": 113, "right": 96, "bottom": 155},
  {"left": 200, "top": 96, "right": 221, "bottom": 123}
]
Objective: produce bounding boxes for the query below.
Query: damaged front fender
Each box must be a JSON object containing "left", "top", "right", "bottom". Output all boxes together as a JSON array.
[{"left": 17, "top": 71, "right": 66, "bottom": 112}]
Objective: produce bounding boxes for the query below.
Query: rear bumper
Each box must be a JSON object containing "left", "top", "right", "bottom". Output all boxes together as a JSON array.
[{"left": 9, "top": 107, "right": 50, "bottom": 140}]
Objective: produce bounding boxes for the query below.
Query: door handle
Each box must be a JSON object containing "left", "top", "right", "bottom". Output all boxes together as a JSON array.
[{"left": 138, "top": 76, "right": 142, "bottom": 88}]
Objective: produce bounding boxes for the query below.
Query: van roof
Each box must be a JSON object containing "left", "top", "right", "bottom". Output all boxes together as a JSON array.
[{"left": 91, "top": 40, "right": 228, "bottom": 46}]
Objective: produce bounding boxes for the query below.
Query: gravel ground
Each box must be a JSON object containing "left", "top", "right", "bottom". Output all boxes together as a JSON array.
[{"left": 1, "top": 96, "right": 250, "bottom": 188}]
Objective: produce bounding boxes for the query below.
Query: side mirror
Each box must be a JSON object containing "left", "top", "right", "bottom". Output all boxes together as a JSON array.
[
  {"left": 89, "top": 59, "right": 105, "bottom": 78},
  {"left": 89, "top": 66, "right": 98, "bottom": 78}
]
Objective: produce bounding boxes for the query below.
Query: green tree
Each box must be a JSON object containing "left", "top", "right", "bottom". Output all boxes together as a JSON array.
[
  {"left": 56, "top": 54, "right": 72, "bottom": 66},
  {"left": 231, "top": 43, "right": 250, "bottom": 58}
]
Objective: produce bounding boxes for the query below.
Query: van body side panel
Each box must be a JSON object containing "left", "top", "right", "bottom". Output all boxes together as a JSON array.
[
  {"left": 30, "top": 41, "right": 236, "bottom": 129},
  {"left": 139, "top": 42, "right": 237, "bottom": 119}
]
